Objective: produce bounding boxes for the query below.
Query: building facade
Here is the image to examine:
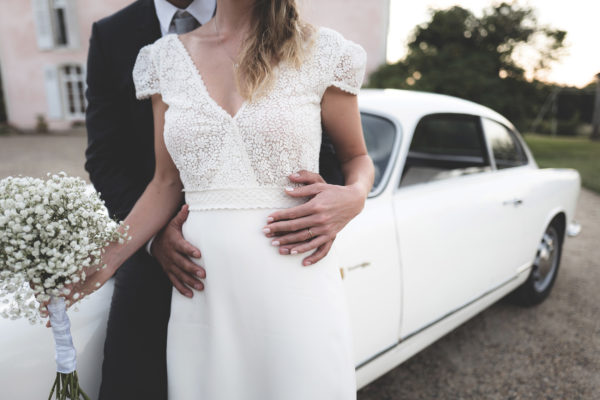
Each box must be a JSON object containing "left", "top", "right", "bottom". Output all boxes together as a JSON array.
[{"left": 0, "top": 0, "right": 389, "bottom": 130}]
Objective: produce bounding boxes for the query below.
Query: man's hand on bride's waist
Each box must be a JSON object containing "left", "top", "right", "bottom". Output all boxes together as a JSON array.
[
  {"left": 262, "top": 170, "right": 366, "bottom": 266},
  {"left": 152, "top": 204, "right": 206, "bottom": 298}
]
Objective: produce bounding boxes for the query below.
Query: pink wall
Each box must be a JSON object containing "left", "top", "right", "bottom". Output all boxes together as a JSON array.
[
  {"left": 302, "top": 0, "right": 389, "bottom": 75},
  {"left": 0, "top": 0, "right": 388, "bottom": 130},
  {"left": 0, "top": 0, "right": 130, "bottom": 130}
]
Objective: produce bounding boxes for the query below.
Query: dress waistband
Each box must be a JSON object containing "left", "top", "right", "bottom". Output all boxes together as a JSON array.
[{"left": 184, "top": 187, "right": 307, "bottom": 211}]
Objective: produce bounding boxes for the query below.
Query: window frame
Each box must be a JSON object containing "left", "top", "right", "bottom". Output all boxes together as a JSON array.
[
  {"left": 32, "top": 0, "right": 79, "bottom": 50},
  {"left": 57, "top": 63, "right": 87, "bottom": 120},
  {"left": 50, "top": 0, "right": 69, "bottom": 47},
  {"left": 480, "top": 117, "right": 530, "bottom": 170},
  {"left": 359, "top": 110, "right": 403, "bottom": 198},
  {"left": 397, "top": 112, "right": 493, "bottom": 189}
]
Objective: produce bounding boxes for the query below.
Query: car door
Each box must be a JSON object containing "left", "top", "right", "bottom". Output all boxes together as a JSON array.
[
  {"left": 393, "top": 113, "right": 516, "bottom": 338},
  {"left": 480, "top": 118, "right": 534, "bottom": 279},
  {"left": 334, "top": 112, "right": 403, "bottom": 367}
]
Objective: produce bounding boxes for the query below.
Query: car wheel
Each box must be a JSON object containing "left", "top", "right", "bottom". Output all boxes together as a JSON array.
[{"left": 510, "top": 219, "right": 564, "bottom": 306}]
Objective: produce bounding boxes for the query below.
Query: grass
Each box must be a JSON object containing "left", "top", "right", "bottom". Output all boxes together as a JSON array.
[{"left": 522, "top": 133, "right": 600, "bottom": 194}]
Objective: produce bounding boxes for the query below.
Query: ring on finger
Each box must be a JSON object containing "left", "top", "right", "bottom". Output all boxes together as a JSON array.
[{"left": 307, "top": 228, "right": 314, "bottom": 239}]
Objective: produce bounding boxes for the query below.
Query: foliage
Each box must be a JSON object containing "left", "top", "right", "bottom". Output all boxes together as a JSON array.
[
  {"left": 369, "top": 2, "right": 567, "bottom": 130},
  {"left": 36, "top": 114, "right": 49, "bottom": 134}
]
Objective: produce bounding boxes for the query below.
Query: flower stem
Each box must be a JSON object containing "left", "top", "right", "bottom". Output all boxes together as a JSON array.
[{"left": 47, "top": 371, "right": 91, "bottom": 399}]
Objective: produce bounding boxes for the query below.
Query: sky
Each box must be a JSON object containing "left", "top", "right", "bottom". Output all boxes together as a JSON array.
[{"left": 387, "top": 0, "right": 600, "bottom": 88}]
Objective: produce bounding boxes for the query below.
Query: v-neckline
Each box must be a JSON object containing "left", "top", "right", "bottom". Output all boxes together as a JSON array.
[{"left": 173, "top": 34, "right": 248, "bottom": 121}]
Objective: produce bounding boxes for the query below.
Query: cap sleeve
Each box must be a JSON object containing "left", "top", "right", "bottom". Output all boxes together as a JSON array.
[
  {"left": 132, "top": 43, "right": 160, "bottom": 99},
  {"left": 329, "top": 38, "right": 367, "bottom": 95}
]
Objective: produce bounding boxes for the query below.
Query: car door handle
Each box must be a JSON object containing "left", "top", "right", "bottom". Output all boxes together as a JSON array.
[{"left": 502, "top": 198, "right": 523, "bottom": 206}]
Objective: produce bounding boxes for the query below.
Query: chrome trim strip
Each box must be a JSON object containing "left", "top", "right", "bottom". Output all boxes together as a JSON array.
[{"left": 355, "top": 272, "right": 525, "bottom": 370}]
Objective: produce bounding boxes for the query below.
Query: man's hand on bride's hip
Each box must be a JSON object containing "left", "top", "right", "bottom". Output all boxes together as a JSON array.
[
  {"left": 263, "top": 170, "right": 366, "bottom": 266},
  {"left": 152, "top": 204, "right": 206, "bottom": 298}
]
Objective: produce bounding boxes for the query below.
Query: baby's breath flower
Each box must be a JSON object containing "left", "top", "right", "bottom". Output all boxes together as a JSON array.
[{"left": 0, "top": 174, "right": 128, "bottom": 324}]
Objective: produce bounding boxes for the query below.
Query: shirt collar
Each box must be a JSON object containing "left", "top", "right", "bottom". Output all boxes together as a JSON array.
[{"left": 154, "top": 0, "right": 216, "bottom": 36}]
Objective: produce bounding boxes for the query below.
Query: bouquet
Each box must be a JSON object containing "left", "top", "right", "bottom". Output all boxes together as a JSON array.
[{"left": 0, "top": 173, "right": 129, "bottom": 399}]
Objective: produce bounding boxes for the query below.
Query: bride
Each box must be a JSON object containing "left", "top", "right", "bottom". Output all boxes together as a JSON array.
[{"left": 65, "top": 0, "right": 374, "bottom": 398}]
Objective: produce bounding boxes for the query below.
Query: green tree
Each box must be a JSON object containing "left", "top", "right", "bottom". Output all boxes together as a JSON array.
[{"left": 369, "top": 2, "right": 566, "bottom": 130}]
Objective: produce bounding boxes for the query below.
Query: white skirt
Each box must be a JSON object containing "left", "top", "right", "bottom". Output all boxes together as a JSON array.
[{"left": 167, "top": 207, "right": 357, "bottom": 400}]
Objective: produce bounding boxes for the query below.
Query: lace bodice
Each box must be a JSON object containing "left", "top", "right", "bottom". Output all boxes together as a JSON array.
[{"left": 132, "top": 27, "right": 366, "bottom": 210}]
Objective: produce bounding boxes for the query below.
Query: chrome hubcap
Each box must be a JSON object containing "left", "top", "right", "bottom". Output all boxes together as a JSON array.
[{"left": 532, "top": 226, "right": 559, "bottom": 292}]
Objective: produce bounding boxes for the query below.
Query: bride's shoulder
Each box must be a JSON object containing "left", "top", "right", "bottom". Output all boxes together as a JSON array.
[
  {"left": 313, "top": 26, "right": 345, "bottom": 43},
  {"left": 134, "top": 34, "right": 180, "bottom": 70},
  {"left": 311, "top": 27, "right": 360, "bottom": 49},
  {"left": 310, "top": 26, "right": 366, "bottom": 63},
  {"left": 140, "top": 34, "right": 177, "bottom": 54},
  {"left": 132, "top": 35, "right": 178, "bottom": 99},
  {"left": 309, "top": 26, "right": 366, "bottom": 67},
  {"left": 305, "top": 27, "right": 367, "bottom": 95}
]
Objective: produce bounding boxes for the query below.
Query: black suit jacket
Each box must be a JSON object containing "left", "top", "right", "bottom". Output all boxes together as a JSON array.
[
  {"left": 85, "top": 0, "right": 161, "bottom": 220},
  {"left": 85, "top": 0, "right": 343, "bottom": 220}
]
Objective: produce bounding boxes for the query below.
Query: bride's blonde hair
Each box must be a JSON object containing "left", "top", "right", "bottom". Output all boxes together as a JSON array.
[{"left": 237, "top": 0, "right": 314, "bottom": 100}]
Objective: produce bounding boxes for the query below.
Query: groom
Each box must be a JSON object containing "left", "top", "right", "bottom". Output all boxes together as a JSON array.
[{"left": 85, "top": 0, "right": 367, "bottom": 399}]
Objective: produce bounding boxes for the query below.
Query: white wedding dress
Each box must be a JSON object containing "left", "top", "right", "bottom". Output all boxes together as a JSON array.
[{"left": 132, "top": 26, "right": 366, "bottom": 400}]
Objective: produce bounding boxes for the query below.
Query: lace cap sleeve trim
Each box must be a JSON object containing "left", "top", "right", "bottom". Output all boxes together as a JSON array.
[
  {"left": 331, "top": 39, "right": 367, "bottom": 95},
  {"left": 319, "top": 28, "right": 367, "bottom": 95},
  {"left": 133, "top": 43, "right": 160, "bottom": 100}
]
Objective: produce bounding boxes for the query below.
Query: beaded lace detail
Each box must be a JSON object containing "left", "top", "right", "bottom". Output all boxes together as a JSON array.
[{"left": 132, "top": 27, "right": 367, "bottom": 210}]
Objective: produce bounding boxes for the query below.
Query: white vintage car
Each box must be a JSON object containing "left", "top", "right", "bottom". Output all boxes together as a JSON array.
[{"left": 0, "top": 89, "right": 582, "bottom": 398}]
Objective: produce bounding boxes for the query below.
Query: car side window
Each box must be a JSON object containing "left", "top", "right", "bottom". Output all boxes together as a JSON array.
[
  {"left": 481, "top": 118, "right": 528, "bottom": 170},
  {"left": 361, "top": 113, "right": 396, "bottom": 191},
  {"left": 399, "top": 113, "right": 491, "bottom": 188}
]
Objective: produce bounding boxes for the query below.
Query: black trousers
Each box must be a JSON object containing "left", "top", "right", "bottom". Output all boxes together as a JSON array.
[{"left": 98, "top": 249, "right": 172, "bottom": 400}]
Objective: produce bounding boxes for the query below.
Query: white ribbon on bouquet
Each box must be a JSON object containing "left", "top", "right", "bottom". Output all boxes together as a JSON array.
[{"left": 47, "top": 297, "right": 77, "bottom": 374}]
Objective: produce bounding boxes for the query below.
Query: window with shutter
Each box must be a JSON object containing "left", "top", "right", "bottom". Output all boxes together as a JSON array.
[
  {"left": 59, "top": 64, "right": 86, "bottom": 119},
  {"left": 51, "top": 0, "right": 69, "bottom": 46},
  {"left": 31, "top": 0, "right": 79, "bottom": 49},
  {"left": 32, "top": 0, "right": 54, "bottom": 50}
]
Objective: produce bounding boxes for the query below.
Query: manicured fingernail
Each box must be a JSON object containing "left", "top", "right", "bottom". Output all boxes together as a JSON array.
[
  {"left": 285, "top": 186, "right": 294, "bottom": 191},
  {"left": 292, "top": 173, "right": 300, "bottom": 178},
  {"left": 271, "top": 240, "right": 280, "bottom": 246},
  {"left": 304, "top": 261, "right": 312, "bottom": 266},
  {"left": 291, "top": 250, "right": 298, "bottom": 255},
  {"left": 196, "top": 270, "right": 204, "bottom": 277},
  {"left": 195, "top": 284, "right": 202, "bottom": 290},
  {"left": 186, "top": 292, "right": 193, "bottom": 298},
  {"left": 263, "top": 228, "right": 270, "bottom": 233},
  {"left": 280, "top": 248, "right": 290, "bottom": 255},
  {"left": 194, "top": 252, "right": 201, "bottom": 258},
  {"left": 267, "top": 217, "right": 274, "bottom": 222}
]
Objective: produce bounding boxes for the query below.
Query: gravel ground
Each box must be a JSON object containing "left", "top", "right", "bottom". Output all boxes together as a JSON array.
[
  {"left": 1, "top": 132, "right": 598, "bottom": 399},
  {"left": 0, "top": 130, "right": 89, "bottom": 182}
]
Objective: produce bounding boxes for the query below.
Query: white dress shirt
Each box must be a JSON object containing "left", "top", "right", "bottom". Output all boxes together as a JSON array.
[
  {"left": 154, "top": 0, "right": 216, "bottom": 36},
  {"left": 146, "top": 0, "right": 216, "bottom": 256}
]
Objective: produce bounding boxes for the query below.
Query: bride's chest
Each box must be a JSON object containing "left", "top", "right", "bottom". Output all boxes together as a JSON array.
[
  {"left": 157, "top": 37, "right": 324, "bottom": 153},
  {"left": 161, "top": 67, "right": 323, "bottom": 139}
]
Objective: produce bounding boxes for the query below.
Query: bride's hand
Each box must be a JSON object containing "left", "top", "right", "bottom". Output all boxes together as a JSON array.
[
  {"left": 34, "top": 259, "right": 115, "bottom": 328},
  {"left": 63, "top": 260, "right": 116, "bottom": 308},
  {"left": 263, "top": 170, "right": 367, "bottom": 266}
]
